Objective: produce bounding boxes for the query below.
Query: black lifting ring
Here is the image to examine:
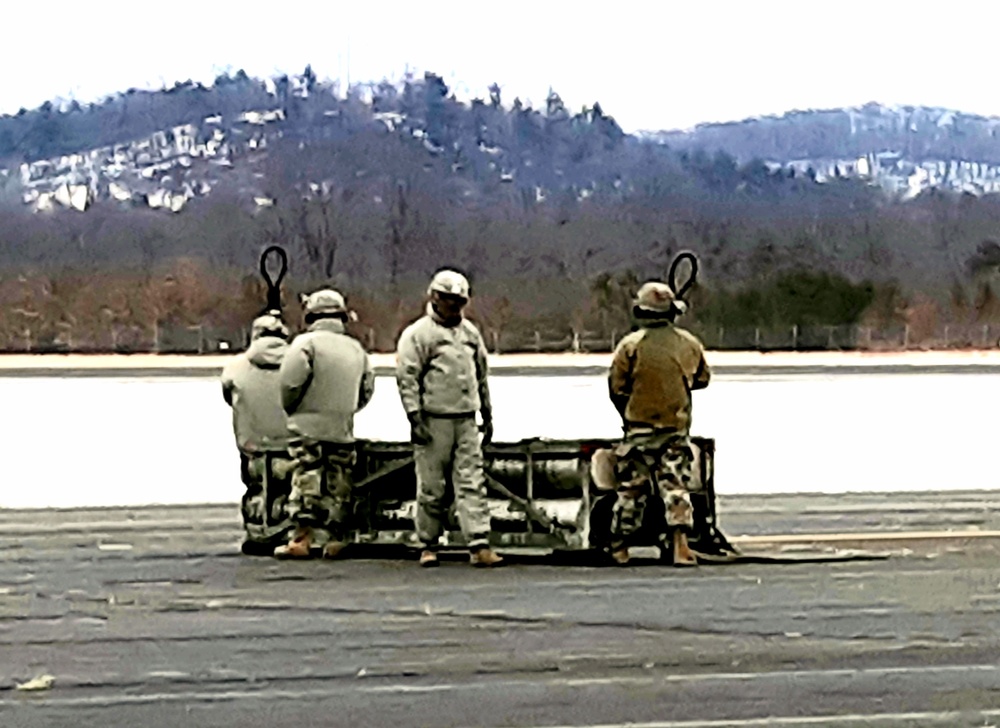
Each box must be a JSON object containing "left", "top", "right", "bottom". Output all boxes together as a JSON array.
[
  {"left": 668, "top": 251, "right": 699, "bottom": 299},
  {"left": 259, "top": 245, "right": 288, "bottom": 313}
]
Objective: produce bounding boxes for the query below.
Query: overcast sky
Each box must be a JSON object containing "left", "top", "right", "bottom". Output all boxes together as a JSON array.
[{"left": 3, "top": 0, "right": 998, "bottom": 132}]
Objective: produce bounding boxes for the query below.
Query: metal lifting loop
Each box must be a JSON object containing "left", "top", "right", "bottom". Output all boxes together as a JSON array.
[
  {"left": 668, "top": 251, "right": 699, "bottom": 300},
  {"left": 259, "top": 245, "right": 288, "bottom": 313}
]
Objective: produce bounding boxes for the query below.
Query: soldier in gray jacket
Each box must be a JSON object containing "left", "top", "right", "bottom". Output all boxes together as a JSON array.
[
  {"left": 220, "top": 312, "right": 295, "bottom": 555},
  {"left": 396, "top": 269, "right": 504, "bottom": 568},
  {"left": 274, "top": 289, "right": 375, "bottom": 559}
]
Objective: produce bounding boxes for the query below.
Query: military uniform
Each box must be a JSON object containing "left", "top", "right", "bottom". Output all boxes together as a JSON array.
[
  {"left": 276, "top": 290, "right": 375, "bottom": 559},
  {"left": 606, "top": 282, "right": 710, "bottom": 565},
  {"left": 220, "top": 313, "right": 295, "bottom": 553},
  {"left": 396, "top": 270, "right": 503, "bottom": 567}
]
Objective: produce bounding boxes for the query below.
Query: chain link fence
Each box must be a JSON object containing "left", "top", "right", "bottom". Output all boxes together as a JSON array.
[
  {"left": 2, "top": 322, "right": 999, "bottom": 354},
  {"left": 483, "top": 323, "right": 1000, "bottom": 354},
  {"left": 0, "top": 324, "right": 250, "bottom": 354}
]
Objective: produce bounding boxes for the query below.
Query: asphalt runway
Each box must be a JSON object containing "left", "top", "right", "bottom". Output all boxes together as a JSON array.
[{"left": 3, "top": 493, "right": 1000, "bottom": 727}]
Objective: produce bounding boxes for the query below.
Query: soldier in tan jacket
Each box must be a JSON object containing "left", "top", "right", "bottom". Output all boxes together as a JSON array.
[
  {"left": 221, "top": 312, "right": 295, "bottom": 555},
  {"left": 606, "top": 281, "right": 711, "bottom": 567},
  {"left": 274, "top": 289, "right": 375, "bottom": 560},
  {"left": 395, "top": 270, "right": 503, "bottom": 568}
]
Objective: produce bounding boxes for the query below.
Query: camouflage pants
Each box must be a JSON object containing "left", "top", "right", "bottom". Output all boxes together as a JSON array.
[
  {"left": 286, "top": 438, "right": 356, "bottom": 543},
  {"left": 240, "top": 452, "right": 294, "bottom": 545},
  {"left": 609, "top": 429, "right": 696, "bottom": 549},
  {"left": 414, "top": 416, "right": 492, "bottom": 550}
]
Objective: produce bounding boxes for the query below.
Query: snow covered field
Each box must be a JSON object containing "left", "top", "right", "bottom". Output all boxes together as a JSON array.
[{"left": 1, "top": 364, "right": 998, "bottom": 508}]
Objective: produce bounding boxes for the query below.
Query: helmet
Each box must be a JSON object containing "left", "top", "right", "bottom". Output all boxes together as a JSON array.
[
  {"left": 633, "top": 281, "right": 676, "bottom": 314},
  {"left": 250, "top": 312, "right": 289, "bottom": 340},
  {"left": 428, "top": 270, "right": 470, "bottom": 300},
  {"left": 302, "top": 289, "right": 347, "bottom": 316}
]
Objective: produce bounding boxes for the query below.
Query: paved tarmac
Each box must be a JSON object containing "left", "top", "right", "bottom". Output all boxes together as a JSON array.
[{"left": 3, "top": 492, "right": 1000, "bottom": 727}]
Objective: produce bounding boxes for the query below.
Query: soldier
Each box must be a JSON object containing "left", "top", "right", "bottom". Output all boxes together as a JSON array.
[
  {"left": 274, "top": 289, "right": 375, "bottom": 559},
  {"left": 221, "top": 312, "right": 295, "bottom": 555},
  {"left": 607, "top": 281, "right": 711, "bottom": 567},
  {"left": 395, "top": 269, "right": 504, "bottom": 568}
]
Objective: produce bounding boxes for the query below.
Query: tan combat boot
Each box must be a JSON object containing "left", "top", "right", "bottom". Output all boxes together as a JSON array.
[
  {"left": 273, "top": 529, "right": 313, "bottom": 559},
  {"left": 469, "top": 547, "right": 504, "bottom": 568},
  {"left": 322, "top": 541, "right": 347, "bottom": 560},
  {"left": 419, "top": 550, "right": 439, "bottom": 568},
  {"left": 610, "top": 546, "right": 630, "bottom": 566},
  {"left": 672, "top": 530, "right": 698, "bottom": 568}
]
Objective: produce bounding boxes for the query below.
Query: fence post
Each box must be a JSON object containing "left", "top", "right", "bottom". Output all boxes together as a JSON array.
[
  {"left": 610, "top": 330, "right": 616, "bottom": 350},
  {"left": 754, "top": 327, "right": 760, "bottom": 350},
  {"left": 791, "top": 325, "right": 798, "bottom": 350},
  {"left": 572, "top": 330, "right": 580, "bottom": 353},
  {"left": 902, "top": 324, "right": 910, "bottom": 349},
  {"left": 944, "top": 325, "right": 950, "bottom": 349},
  {"left": 534, "top": 331, "right": 541, "bottom": 352},
  {"left": 153, "top": 320, "right": 160, "bottom": 353}
]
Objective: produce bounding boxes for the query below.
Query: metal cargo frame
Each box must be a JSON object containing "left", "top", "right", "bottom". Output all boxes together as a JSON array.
[{"left": 348, "top": 436, "right": 736, "bottom": 559}]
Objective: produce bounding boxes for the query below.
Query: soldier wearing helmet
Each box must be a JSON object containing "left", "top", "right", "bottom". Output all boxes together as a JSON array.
[
  {"left": 221, "top": 311, "right": 295, "bottom": 554},
  {"left": 606, "top": 280, "right": 710, "bottom": 567},
  {"left": 274, "top": 289, "right": 375, "bottom": 559},
  {"left": 395, "top": 268, "right": 504, "bottom": 568}
]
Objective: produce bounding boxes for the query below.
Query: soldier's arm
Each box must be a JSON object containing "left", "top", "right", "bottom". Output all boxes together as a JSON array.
[
  {"left": 220, "top": 370, "right": 235, "bottom": 406},
  {"left": 220, "top": 360, "right": 239, "bottom": 406},
  {"left": 395, "top": 326, "right": 425, "bottom": 416},
  {"left": 473, "top": 326, "right": 493, "bottom": 417},
  {"left": 279, "top": 340, "right": 313, "bottom": 414},
  {"left": 608, "top": 337, "right": 635, "bottom": 418},
  {"left": 691, "top": 345, "right": 711, "bottom": 391},
  {"left": 357, "top": 350, "right": 376, "bottom": 412}
]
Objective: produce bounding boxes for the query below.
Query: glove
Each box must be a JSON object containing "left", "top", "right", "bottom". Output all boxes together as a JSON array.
[
  {"left": 407, "top": 412, "right": 432, "bottom": 446},
  {"left": 479, "top": 411, "right": 494, "bottom": 446}
]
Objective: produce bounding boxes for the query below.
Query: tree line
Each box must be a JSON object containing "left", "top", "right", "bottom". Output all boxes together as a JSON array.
[{"left": 1, "top": 68, "right": 1000, "bottom": 352}]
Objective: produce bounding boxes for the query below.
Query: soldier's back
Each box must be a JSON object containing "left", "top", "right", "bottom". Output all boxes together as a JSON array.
[
  {"left": 286, "top": 327, "right": 369, "bottom": 443},
  {"left": 226, "top": 338, "right": 291, "bottom": 452},
  {"left": 623, "top": 325, "right": 705, "bottom": 431}
]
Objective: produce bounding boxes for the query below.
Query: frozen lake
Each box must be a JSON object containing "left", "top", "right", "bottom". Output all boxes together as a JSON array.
[{"left": 2, "top": 371, "right": 998, "bottom": 508}]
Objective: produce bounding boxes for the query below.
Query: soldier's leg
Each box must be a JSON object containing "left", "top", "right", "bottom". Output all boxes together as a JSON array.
[
  {"left": 276, "top": 438, "right": 324, "bottom": 558},
  {"left": 452, "top": 417, "right": 502, "bottom": 566},
  {"left": 240, "top": 453, "right": 269, "bottom": 553},
  {"left": 609, "top": 488, "right": 648, "bottom": 556},
  {"left": 319, "top": 444, "right": 357, "bottom": 559},
  {"left": 243, "top": 453, "right": 295, "bottom": 555},
  {"left": 413, "top": 417, "right": 455, "bottom": 558},
  {"left": 265, "top": 453, "right": 295, "bottom": 543},
  {"left": 608, "top": 446, "right": 651, "bottom": 564},
  {"left": 654, "top": 435, "right": 698, "bottom": 567}
]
